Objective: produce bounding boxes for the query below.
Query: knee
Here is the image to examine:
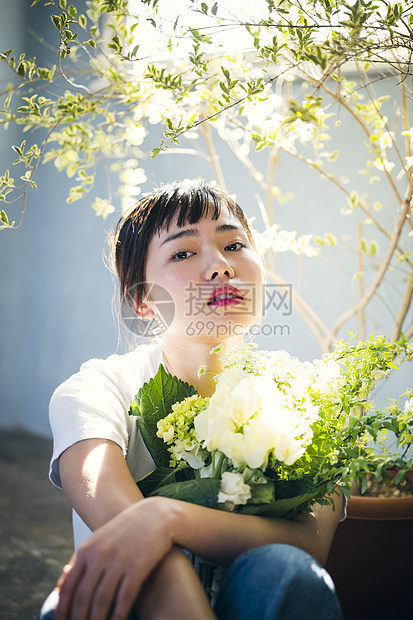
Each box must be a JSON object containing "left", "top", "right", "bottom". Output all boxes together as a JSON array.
[
  {"left": 215, "top": 545, "right": 342, "bottom": 620},
  {"left": 227, "top": 543, "right": 335, "bottom": 593}
]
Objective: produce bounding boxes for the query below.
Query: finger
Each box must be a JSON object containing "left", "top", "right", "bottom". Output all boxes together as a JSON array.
[
  {"left": 54, "top": 552, "right": 105, "bottom": 620},
  {"left": 108, "top": 573, "right": 143, "bottom": 620},
  {"left": 87, "top": 565, "right": 125, "bottom": 620},
  {"left": 53, "top": 559, "right": 86, "bottom": 620},
  {"left": 56, "top": 561, "right": 74, "bottom": 591}
]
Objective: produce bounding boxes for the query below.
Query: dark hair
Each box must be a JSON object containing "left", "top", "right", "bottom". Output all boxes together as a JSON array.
[{"left": 114, "top": 179, "right": 254, "bottom": 310}]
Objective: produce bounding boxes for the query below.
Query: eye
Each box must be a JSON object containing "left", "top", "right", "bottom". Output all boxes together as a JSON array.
[
  {"left": 172, "top": 250, "right": 195, "bottom": 261},
  {"left": 225, "top": 241, "right": 245, "bottom": 252}
]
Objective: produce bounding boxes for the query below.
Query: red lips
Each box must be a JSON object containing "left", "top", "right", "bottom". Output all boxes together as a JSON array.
[{"left": 207, "top": 285, "right": 244, "bottom": 307}]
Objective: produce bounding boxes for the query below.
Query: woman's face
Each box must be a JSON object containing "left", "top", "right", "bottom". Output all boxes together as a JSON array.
[{"left": 142, "top": 205, "right": 264, "bottom": 345}]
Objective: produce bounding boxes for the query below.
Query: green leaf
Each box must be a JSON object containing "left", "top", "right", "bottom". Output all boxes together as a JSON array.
[
  {"left": 51, "top": 14, "right": 61, "bottom": 31},
  {"left": 394, "top": 469, "right": 406, "bottom": 485},
  {"left": 219, "top": 81, "right": 229, "bottom": 94},
  {"left": 0, "top": 49, "right": 12, "bottom": 60},
  {"left": 397, "top": 252, "right": 411, "bottom": 263},
  {"left": 370, "top": 241, "right": 378, "bottom": 257},
  {"left": 137, "top": 466, "right": 194, "bottom": 497},
  {"left": 16, "top": 62, "right": 25, "bottom": 77},
  {"left": 0, "top": 210, "right": 9, "bottom": 225},
  {"left": 129, "top": 364, "right": 196, "bottom": 468},
  {"left": 239, "top": 480, "right": 324, "bottom": 518},
  {"left": 150, "top": 478, "right": 220, "bottom": 509},
  {"left": 221, "top": 66, "right": 230, "bottom": 81},
  {"left": 386, "top": 361, "right": 399, "bottom": 370},
  {"left": 248, "top": 481, "right": 275, "bottom": 504},
  {"left": 239, "top": 488, "right": 322, "bottom": 519}
]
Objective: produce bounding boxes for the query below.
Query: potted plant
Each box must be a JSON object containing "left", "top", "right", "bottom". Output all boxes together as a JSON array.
[{"left": 326, "top": 379, "right": 413, "bottom": 619}]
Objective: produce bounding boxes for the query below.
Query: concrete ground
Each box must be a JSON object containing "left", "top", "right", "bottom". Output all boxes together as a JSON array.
[{"left": 0, "top": 429, "right": 73, "bottom": 619}]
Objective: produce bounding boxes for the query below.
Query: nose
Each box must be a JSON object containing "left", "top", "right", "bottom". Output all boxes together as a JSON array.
[{"left": 204, "top": 252, "right": 234, "bottom": 281}]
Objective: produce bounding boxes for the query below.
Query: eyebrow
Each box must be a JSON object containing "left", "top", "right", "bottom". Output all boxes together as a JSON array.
[{"left": 161, "top": 223, "right": 243, "bottom": 245}]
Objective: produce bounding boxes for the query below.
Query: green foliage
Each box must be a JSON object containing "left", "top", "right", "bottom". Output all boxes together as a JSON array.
[
  {"left": 149, "top": 477, "right": 220, "bottom": 508},
  {"left": 130, "top": 336, "right": 413, "bottom": 520},
  {"left": 137, "top": 465, "right": 194, "bottom": 497},
  {"left": 0, "top": 0, "right": 412, "bottom": 350},
  {"left": 129, "top": 364, "right": 196, "bottom": 468}
]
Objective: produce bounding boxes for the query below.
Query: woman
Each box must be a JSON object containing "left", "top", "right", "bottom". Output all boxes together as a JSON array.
[{"left": 40, "top": 180, "right": 344, "bottom": 620}]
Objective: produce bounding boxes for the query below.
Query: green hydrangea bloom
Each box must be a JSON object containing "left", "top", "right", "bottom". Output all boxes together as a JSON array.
[{"left": 157, "top": 394, "right": 210, "bottom": 467}]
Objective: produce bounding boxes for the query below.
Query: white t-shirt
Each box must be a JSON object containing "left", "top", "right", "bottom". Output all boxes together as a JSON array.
[
  {"left": 49, "top": 341, "right": 164, "bottom": 549},
  {"left": 49, "top": 341, "right": 347, "bottom": 549}
]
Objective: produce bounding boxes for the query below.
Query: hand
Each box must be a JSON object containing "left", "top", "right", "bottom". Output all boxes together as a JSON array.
[{"left": 54, "top": 497, "right": 176, "bottom": 620}]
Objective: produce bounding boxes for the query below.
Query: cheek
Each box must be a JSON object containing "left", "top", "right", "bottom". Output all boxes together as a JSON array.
[{"left": 244, "top": 254, "right": 264, "bottom": 283}]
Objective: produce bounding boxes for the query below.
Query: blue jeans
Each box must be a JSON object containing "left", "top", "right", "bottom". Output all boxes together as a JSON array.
[
  {"left": 38, "top": 544, "right": 343, "bottom": 619},
  {"left": 214, "top": 544, "right": 343, "bottom": 620}
]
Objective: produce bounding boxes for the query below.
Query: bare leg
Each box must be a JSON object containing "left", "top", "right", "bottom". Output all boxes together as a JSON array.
[{"left": 136, "top": 547, "right": 216, "bottom": 620}]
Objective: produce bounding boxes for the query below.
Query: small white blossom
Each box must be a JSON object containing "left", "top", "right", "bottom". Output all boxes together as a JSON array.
[
  {"left": 209, "top": 343, "right": 223, "bottom": 355},
  {"left": 173, "top": 441, "right": 205, "bottom": 469},
  {"left": 404, "top": 398, "right": 413, "bottom": 414},
  {"left": 218, "top": 472, "right": 251, "bottom": 509},
  {"left": 371, "top": 369, "right": 390, "bottom": 381},
  {"left": 197, "top": 364, "right": 207, "bottom": 378},
  {"left": 92, "top": 198, "right": 115, "bottom": 220},
  {"left": 330, "top": 449, "right": 340, "bottom": 465}
]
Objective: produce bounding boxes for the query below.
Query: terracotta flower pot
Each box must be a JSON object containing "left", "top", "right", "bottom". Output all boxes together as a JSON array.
[{"left": 325, "top": 472, "right": 413, "bottom": 620}]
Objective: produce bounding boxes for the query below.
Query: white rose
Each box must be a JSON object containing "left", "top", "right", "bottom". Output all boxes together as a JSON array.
[
  {"left": 272, "top": 433, "right": 307, "bottom": 466},
  {"left": 218, "top": 471, "right": 251, "bottom": 508},
  {"left": 194, "top": 403, "right": 234, "bottom": 451},
  {"left": 228, "top": 375, "right": 263, "bottom": 426}
]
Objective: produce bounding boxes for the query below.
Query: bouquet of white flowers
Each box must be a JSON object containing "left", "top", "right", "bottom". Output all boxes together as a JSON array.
[{"left": 129, "top": 334, "right": 412, "bottom": 520}]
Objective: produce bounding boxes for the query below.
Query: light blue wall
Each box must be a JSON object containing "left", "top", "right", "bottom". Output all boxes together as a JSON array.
[{"left": 0, "top": 2, "right": 411, "bottom": 436}]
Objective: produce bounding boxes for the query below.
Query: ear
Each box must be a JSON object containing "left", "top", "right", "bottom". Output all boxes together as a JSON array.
[{"left": 134, "top": 300, "right": 155, "bottom": 320}]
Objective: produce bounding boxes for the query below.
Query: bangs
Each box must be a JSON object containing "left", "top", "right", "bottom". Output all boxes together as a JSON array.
[
  {"left": 151, "top": 182, "right": 226, "bottom": 234},
  {"left": 122, "top": 180, "right": 250, "bottom": 242}
]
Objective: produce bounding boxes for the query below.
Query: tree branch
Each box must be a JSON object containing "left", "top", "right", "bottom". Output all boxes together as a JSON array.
[
  {"left": 265, "top": 266, "right": 334, "bottom": 353},
  {"left": 329, "top": 178, "right": 413, "bottom": 345},
  {"left": 391, "top": 278, "right": 413, "bottom": 342},
  {"left": 200, "top": 122, "right": 226, "bottom": 190}
]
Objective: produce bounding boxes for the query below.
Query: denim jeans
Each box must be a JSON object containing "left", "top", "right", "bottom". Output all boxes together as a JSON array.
[
  {"left": 214, "top": 544, "right": 343, "bottom": 620},
  {"left": 38, "top": 543, "right": 343, "bottom": 620}
]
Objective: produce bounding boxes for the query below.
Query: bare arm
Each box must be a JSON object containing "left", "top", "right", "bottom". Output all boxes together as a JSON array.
[
  {"left": 56, "top": 438, "right": 341, "bottom": 619},
  {"left": 56, "top": 439, "right": 216, "bottom": 620},
  {"left": 59, "top": 437, "right": 144, "bottom": 530},
  {"left": 168, "top": 492, "right": 341, "bottom": 569},
  {"left": 59, "top": 438, "right": 340, "bottom": 565}
]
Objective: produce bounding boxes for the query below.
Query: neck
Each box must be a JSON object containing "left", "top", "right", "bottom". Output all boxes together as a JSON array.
[{"left": 161, "top": 334, "right": 244, "bottom": 397}]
